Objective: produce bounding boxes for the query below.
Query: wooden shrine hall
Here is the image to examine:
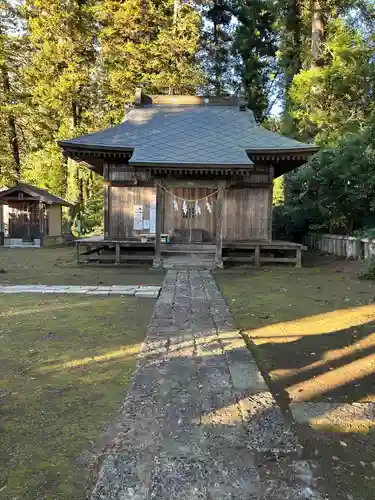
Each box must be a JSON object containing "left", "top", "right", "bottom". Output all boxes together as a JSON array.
[
  {"left": 0, "top": 183, "right": 72, "bottom": 248},
  {"left": 59, "top": 89, "right": 318, "bottom": 268}
]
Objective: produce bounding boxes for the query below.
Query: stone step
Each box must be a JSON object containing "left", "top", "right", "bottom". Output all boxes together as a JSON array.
[{"left": 163, "top": 263, "right": 216, "bottom": 270}]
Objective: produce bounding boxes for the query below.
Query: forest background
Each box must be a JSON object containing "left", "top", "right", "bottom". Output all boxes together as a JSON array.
[{"left": 1, "top": 0, "right": 375, "bottom": 236}]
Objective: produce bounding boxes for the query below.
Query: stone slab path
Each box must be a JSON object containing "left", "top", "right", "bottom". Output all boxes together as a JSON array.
[
  {"left": 0, "top": 285, "right": 161, "bottom": 297},
  {"left": 90, "top": 271, "right": 327, "bottom": 500}
]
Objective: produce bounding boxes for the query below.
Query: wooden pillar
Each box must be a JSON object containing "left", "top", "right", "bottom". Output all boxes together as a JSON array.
[
  {"left": 39, "top": 201, "right": 45, "bottom": 247},
  {"left": 115, "top": 241, "right": 121, "bottom": 265},
  {"left": 75, "top": 241, "right": 80, "bottom": 264},
  {"left": 267, "top": 165, "right": 275, "bottom": 241},
  {"left": 153, "top": 181, "right": 163, "bottom": 269},
  {"left": 254, "top": 245, "right": 260, "bottom": 267},
  {"left": 103, "top": 163, "right": 109, "bottom": 239},
  {"left": 215, "top": 181, "right": 226, "bottom": 268},
  {"left": 0, "top": 201, "right": 4, "bottom": 246}
]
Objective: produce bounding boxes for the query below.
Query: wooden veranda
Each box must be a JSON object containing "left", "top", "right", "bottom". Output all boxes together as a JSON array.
[{"left": 74, "top": 236, "right": 305, "bottom": 268}]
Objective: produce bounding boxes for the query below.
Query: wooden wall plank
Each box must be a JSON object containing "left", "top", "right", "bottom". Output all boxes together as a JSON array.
[
  {"left": 107, "top": 184, "right": 272, "bottom": 242},
  {"left": 108, "top": 186, "right": 156, "bottom": 239},
  {"left": 163, "top": 187, "right": 216, "bottom": 240},
  {"left": 223, "top": 187, "right": 270, "bottom": 240}
]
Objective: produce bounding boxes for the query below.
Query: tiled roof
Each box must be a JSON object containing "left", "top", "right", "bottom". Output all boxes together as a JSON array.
[
  {"left": 0, "top": 183, "right": 72, "bottom": 206},
  {"left": 59, "top": 105, "right": 317, "bottom": 166}
]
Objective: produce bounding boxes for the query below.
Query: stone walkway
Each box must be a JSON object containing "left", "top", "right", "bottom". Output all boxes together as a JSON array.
[
  {"left": 91, "top": 271, "right": 327, "bottom": 499},
  {"left": 0, "top": 285, "right": 161, "bottom": 297}
]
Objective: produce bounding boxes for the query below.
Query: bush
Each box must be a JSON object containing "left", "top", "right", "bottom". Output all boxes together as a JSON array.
[
  {"left": 359, "top": 256, "right": 375, "bottom": 280},
  {"left": 272, "top": 204, "right": 322, "bottom": 242}
]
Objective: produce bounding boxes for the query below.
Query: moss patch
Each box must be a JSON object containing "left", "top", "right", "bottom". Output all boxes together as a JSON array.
[
  {"left": 0, "top": 294, "right": 154, "bottom": 500},
  {"left": 0, "top": 246, "right": 164, "bottom": 286}
]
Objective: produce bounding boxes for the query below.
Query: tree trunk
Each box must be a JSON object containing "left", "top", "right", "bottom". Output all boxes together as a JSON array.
[
  {"left": 282, "top": 0, "right": 302, "bottom": 137},
  {"left": 214, "top": 18, "right": 221, "bottom": 96},
  {"left": 1, "top": 66, "right": 21, "bottom": 179},
  {"left": 282, "top": 0, "right": 303, "bottom": 200},
  {"left": 284, "top": 0, "right": 302, "bottom": 92},
  {"left": 311, "top": 0, "right": 324, "bottom": 68}
]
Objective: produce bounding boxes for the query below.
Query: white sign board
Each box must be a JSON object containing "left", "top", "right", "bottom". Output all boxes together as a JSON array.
[
  {"left": 143, "top": 219, "right": 150, "bottom": 230},
  {"left": 133, "top": 205, "right": 143, "bottom": 230}
]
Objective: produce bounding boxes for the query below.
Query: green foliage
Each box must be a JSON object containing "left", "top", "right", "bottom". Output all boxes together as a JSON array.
[
  {"left": 0, "top": 0, "right": 204, "bottom": 229},
  {"left": 359, "top": 256, "right": 375, "bottom": 280},
  {"left": 232, "top": 0, "right": 277, "bottom": 120},
  {"left": 78, "top": 190, "right": 104, "bottom": 235},
  {"left": 297, "top": 128, "right": 375, "bottom": 233},
  {"left": 199, "top": 0, "right": 234, "bottom": 95},
  {"left": 23, "top": 0, "right": 98, "bottom": 133},
  {"left": 273, "top": 176, "right": 284, "bottom": 206},
  {"left": 272, "top": 203, "right": 322, "bottom": 242},
  {"left": 22, "top": 142, "right": 67, "bottom": 197},
  {"left": 354, "top": 228, "right": 375, "bottom": 240},
  {"left": 290, "top": 18, "right": 375, "bottom": 144},
  {"left": 274, "top": 125, "right": 375, "bottom": 241},
  {"left": 0, "top": 0, "right": 29, "bottom": 181},
  {"left": 96, "top": 0, "right": 204, "bottom": 119}
]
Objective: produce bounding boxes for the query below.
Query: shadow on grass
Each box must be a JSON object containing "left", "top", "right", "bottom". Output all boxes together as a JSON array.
[{"left": 240, "top": 311, "right": 375, "bottom": 500}]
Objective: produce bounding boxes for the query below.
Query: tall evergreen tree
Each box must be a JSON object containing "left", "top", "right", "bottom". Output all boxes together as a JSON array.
[
  {"left": 23, "top": 0, "right": 100, "bottom": 202},
  {"left": 23, "top": 0, "right": 98, "bottom": 137},
  {"left": 0, "top": 1, "right": 27, "bottom": 183},
  {"left": 199, "top": 0, "right": 234, "bottom": 95},
  {"left": 278, "top": 0, "right": 303, "bottom": 135},
  {"left": 232, "top": 0, "right": 277, "bottom": 121},
  {"left": 95, "top": 0, "right": 203, "bottom": 121}
]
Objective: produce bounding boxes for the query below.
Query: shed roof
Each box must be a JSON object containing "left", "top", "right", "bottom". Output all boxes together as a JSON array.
[
  {"left": 59, "top": 96, "right": 318, "bottom": 175},
  {"left": 0, "top": 183, "right": 72, "bottom": 207}
]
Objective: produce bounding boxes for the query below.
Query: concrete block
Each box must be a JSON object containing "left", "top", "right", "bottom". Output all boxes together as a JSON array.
[
  {"left": 134, "top": 290, "right": 159, "bottom": 298},
  {"left": 109, "top": 290, "right": 136, "bottom": 296}
]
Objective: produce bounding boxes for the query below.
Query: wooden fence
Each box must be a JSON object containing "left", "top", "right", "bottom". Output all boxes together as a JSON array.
[{"left": 303, "top": 233, "right": 375, "bottom": 260}]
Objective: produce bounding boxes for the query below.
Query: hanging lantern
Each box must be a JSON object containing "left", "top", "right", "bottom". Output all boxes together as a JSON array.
[{"left": 173, "top": 198, "right": 178, "bottom": 211}]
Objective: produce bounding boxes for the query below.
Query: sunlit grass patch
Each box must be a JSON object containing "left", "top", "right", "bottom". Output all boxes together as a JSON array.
[
  {"left": 0, "top": 294, "right": 154, "bottom": 500},
  {"left": 217, "top": 261, "right": 375, "bottom": 500}
]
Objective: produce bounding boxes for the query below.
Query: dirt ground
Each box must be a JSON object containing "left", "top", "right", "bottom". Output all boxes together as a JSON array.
[
  {"left": 0, "top": 246, "right": 164, "bottom": 286},
  {"left": 216, "top": 254, "right": 375, "bottom": 500}
]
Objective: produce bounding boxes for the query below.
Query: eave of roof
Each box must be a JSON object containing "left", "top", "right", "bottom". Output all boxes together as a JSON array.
[
  {"left": 0, "top": 183, "right": 72, "bottom": 206},
  {"left": 58, "top": 101, "right": 318, "bottom": 174}
]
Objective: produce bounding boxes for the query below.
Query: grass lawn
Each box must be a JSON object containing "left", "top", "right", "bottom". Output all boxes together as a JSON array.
[
  {"left": 0, "top": 293, "right": 155, "bottom": 500},
  {"left": 216, "top": 256, "right": 375, "bottom": 500},
  {"left": 0, "top": 246, "right": 164, "bottom": 286}
]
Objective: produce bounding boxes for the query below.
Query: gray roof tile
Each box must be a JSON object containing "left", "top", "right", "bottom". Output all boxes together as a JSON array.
[{"left": 59, "top": 105, "right": 316, "bottom": 166}]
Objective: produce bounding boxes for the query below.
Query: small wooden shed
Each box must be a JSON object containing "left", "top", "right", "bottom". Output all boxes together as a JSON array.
[{"left": 0, "top": 183, "right": 72, "bottom": 248}]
